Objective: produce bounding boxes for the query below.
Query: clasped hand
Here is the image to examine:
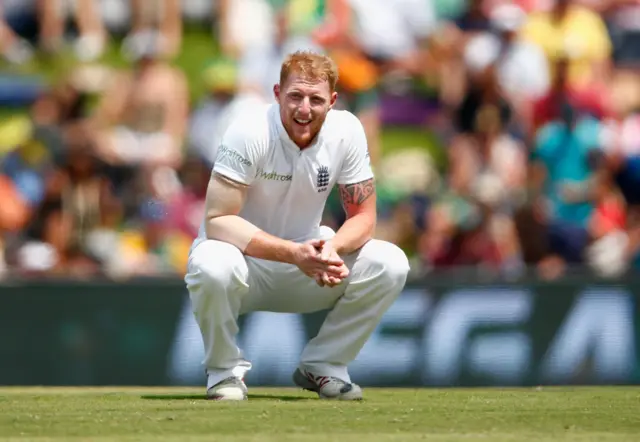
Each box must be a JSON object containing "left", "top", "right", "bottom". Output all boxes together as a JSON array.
[{"left": 292, "top": 239, "right": 349, "bottom": 287}]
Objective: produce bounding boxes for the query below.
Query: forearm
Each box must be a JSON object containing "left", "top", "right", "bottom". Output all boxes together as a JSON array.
[
  {"left": 245, "top": 230, "right": 298, "bottom": 264},
  {"left": 335, "top": 177, "right": 377, "bottom": 255},
  {"left": 331, "top": 213, "right": 375, "bottom": 255},
  {"left": 206, "top": 215, "right": 297, "bottom": 264}
]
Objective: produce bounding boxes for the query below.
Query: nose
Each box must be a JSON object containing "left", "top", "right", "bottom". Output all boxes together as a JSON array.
[{"left": 297, "top": 97, "right": 311, "bottom": 115}]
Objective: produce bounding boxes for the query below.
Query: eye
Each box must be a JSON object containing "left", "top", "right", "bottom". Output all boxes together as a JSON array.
[
  {"left": 289, "top": 93, "right": 303, "bottom": 100},
  {"left": 311, "top": 97, "right": 325, "bottom": 105}
]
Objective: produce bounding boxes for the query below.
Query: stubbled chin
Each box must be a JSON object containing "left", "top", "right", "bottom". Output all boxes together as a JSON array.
[{"left": 291, "top": 125, "right": 315, "bottom": 146}]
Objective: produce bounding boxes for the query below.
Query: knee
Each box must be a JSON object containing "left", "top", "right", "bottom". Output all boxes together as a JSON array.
[
  {"left": 356, "top": 240, "right": 410, "bottom": 287},
  {"left": 187, "top": 240, "right": 248, "bottom": 291},
  {"left": 318, "top": 225, "right": 336, "bottom": 240}
]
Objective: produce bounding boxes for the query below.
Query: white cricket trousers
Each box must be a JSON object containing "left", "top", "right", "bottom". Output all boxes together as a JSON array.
[{"left": 184, "top": 227, "right": 410, "bottom": 388}]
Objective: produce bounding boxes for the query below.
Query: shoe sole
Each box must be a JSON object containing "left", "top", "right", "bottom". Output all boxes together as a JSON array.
[
  {"left": 293, "top": 369, "right": 319, "bottom": 392},
  {"left": 206, "top": 386, "right": 248, "bottom": 401},
  {"left": 207, "top": 395, "right": 247, "bottom": 401},
  {"left": 319, "top": 392, "right": 363, "bottom": 401},
  {"left": 293, "top": 369, "right": 363, "bottom": 400}
]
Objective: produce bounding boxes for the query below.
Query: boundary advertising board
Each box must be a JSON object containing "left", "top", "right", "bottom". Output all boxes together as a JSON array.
[{"left": 0, "top": 279, "right": 638, "bottom": 386}]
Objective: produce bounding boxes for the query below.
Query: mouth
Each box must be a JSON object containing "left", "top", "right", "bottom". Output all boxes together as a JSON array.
[{"left": 293, "top": 117, "right": 312, "bottom": 127}]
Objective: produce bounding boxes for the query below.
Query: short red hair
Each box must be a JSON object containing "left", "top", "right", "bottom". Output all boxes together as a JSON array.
[{"left": 279, "top": 51, "right": 339, "bottom": 92}]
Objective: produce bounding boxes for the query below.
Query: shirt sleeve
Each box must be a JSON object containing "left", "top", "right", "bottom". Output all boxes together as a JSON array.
[
  {"left": 212, "top": 119, "right": 261, "bottom": 185},
  {"left": 532, "top": 122, "right": 560, "bottom": 164},
  {"left": 576, "top": 117, "right": 602, "bottom": 153},
  {"left": 337, "top": 112, "right": 375, "bottom": 185}
]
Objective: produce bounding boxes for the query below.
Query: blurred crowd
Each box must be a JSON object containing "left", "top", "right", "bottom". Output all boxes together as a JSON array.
[{"left": 1, "top": 0, "right": 640, "bottom": 281}]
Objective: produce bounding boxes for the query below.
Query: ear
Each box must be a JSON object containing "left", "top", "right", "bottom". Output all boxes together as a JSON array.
[
  {"left": 273, "top": 84, "right": 280, "bottom": 102},
  {"left": 329, "top": 91, "right": 338, "bottom": 109}
]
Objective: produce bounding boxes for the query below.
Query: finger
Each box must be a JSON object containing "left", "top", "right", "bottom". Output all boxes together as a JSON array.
[
  {"left": 322, "top": 272, "right": 332, "bottom": 286},
  {"left": 324, "top": 264, "right": 348, "bottom": 277},
  {"left": 324, "top": 273, "right": 345, "bottom": 287},
  {"left": 320, "top": 246, "right": 332, "bottom": 262},
  {"left": 307, "top": 239, "right": 325, "bottom": 249},
  {"left": 313, "top": 254, "right": 344, "bottom": 266},
  {"left": 325, "top": 263, "right": 349, "bottom": 278},
  {"left": 315, "top": 273, "right": 325, "bottom": 287},
  {"left": 309, "top": 261, "right": 346, "bottom": 275}
]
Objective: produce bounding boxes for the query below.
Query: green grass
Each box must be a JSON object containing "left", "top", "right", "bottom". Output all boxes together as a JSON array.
[
  {"left": 1, "top": 387, "right": 640, "bottom": 441},
  {"left": 380, "top": 126, "right": 444, "bottom": 164}
]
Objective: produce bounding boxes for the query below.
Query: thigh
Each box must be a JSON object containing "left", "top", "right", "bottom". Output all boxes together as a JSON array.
[
  {"left": 239, "top": 258, "right": 347, "bottom": 315},
  {"left": 341, "top": 237, "right": 409, "bottom": 285},
  {"left": 243, "top": 237, "right": 408, "bottom": 315}
]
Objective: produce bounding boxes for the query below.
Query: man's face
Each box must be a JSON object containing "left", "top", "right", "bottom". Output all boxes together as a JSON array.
[{"left": 274, "top": 74, "right": 337, "bottom": 148}]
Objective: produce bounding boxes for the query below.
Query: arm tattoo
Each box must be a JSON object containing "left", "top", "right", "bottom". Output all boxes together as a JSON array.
[{"left": 339, "top": 178, "right": 375, "bottom": 207}]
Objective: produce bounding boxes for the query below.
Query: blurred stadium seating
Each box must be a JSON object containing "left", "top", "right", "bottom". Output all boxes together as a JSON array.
[{"left": 1, "top": 0, "right": 640, "bottom": 283}]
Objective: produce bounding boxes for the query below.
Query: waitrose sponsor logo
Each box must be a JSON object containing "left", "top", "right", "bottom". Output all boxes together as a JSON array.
[
  {"left": 218, "top": 145, "right": 252, "bottom": 167},
  {"left": 257, "top": 168, "right": 292, "bottom": 181}
]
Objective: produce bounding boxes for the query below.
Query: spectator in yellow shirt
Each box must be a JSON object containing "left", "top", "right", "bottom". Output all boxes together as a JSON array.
[{"left": 520, "top": 0, "right": 612, "bottom": 89}]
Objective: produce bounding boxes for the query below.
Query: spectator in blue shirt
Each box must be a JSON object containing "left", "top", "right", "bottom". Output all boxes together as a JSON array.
[
  {"left": 532, "top": 102, "right": 602, "bottom": 228},
  {"left": 530, "top": 102, "right": 603, "bottom": 264}
]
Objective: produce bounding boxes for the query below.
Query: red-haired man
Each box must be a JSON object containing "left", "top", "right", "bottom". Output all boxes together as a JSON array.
[{"left": 185, "top": 51, "right": 409, "bottom": 401}]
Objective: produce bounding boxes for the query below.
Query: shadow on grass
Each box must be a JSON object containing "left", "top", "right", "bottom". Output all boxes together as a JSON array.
[
  {"left": 141, "top": 394, "right": 204, "bottom": 401},
  {"left": 140, "top": 393, "right": 311, "bottom": 402},
  {"left": 248, "top": 393, "right": 312, "bottom": 402}
]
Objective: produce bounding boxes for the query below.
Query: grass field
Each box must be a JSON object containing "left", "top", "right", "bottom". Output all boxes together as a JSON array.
[{"left": 1, "top": 387, "right": 640, "bottom": 441}]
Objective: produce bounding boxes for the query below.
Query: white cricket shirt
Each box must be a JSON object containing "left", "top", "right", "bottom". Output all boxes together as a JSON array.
[{"left": 192, "top": 103, "right": 374, "bottom": 249}]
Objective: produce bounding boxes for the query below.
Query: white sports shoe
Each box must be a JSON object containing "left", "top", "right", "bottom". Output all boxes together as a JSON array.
[
  {"left": 207, "top": 376, "right": 248, "bottom": 401},
  {"left": 293, "top": 368, "right": 363, "bottom": 400}
]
